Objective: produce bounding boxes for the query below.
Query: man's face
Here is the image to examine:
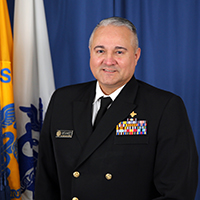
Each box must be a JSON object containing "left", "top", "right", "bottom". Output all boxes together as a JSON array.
[{"left": 89, "top": 25, "right": 141, "bottom": 94}]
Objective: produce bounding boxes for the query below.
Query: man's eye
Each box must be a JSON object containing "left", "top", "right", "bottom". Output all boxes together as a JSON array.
[
  {"left": 97, "top": 50, "right": 104, "bottom": 53},
  {"left": 116, "top": 51, "right": 123, "bottom": 54}
]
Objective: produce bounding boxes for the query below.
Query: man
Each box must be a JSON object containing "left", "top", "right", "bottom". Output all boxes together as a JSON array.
[{"left": 35, "top": 17, "right": 198, "bottom": 200}]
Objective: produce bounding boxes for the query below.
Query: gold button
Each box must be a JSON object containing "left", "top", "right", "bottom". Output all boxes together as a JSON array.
[
  {"left": 73, "top": 171, "right": 80, "bottom": 178},
  {"left": 105, "top": 173, "right": 112, "bottom": 180},
  {"left": 72, "top": 197, "right": 78, "bottom": 200}
]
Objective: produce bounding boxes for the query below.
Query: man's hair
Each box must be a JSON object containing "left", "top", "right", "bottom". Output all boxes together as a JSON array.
[{"left": 89, "top": 17, "right": 139, "bottom": 50}]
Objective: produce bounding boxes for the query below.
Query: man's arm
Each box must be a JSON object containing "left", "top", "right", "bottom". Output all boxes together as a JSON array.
[
  {"left": 153, "top": 95, "right": 198, "bottom": 200},
  {"left": 35, "top": 93, "right": 60, "bottom": 200}
]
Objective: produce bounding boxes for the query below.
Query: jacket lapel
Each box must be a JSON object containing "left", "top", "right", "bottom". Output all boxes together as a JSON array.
[
  {"left": 75, "top": 76, "right": 139, "bottom": 168},
  {"left": 73, "top": 82, "right": 96, "bottom": 146}
]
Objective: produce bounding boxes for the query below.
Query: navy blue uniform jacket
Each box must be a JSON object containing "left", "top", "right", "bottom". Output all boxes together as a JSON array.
[{"left": 35, "top": 76, "right": 198, "bottom": 200}]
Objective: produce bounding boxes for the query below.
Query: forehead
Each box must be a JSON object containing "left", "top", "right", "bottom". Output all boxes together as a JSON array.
[{"left": 92, "top": 25, "right": 134, "bottom": 47}]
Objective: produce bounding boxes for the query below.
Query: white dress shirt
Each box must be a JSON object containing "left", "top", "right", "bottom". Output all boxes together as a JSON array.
[{"left": 92, "top": 81, "right": 125, "bottom": 125}]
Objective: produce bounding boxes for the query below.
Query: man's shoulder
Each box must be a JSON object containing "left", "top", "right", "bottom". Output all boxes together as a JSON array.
[
  {"left": 135, "top": 79, "right": 183, "bottom": 106},
  {"left": 137, "top": 79, "right": 175, "bottom": 98},
  {"left": 52, "top": 80, "right": 96, "bottom": 100},
  {"left": 134, "top": 79, "right": 187, "bottom": 118},
  {"left": 57, "top": 80, "right": 96, "bottom": 92}
]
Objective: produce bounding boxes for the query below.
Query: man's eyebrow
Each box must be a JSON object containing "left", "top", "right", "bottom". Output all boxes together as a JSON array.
[
  {"left": 115, "top": 46, "right": 127, "bottom": 51},
  {"left": 94, "top": 45, "right": 105, "bottom": 50},
  {"left": 93, "top": 46, "right": 127, "bottom": 51}
]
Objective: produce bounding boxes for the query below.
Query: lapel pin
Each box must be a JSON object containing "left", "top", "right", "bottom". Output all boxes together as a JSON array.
[{"left": 130, "top": 111, "right": 137, "bottom": 118}]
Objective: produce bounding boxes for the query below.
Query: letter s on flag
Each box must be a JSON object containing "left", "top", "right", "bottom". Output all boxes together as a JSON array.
[{"left": 0, "top": 68, "right": 11, "bottom": 83}]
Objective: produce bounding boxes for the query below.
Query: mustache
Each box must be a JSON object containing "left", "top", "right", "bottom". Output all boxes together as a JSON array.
[{"left": 100, "top": 65, "right": 118, "bottom": 70}]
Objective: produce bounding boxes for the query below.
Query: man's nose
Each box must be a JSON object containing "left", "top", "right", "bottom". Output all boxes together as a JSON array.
[{"left": 103, "top": 53, "right": 116, "bottom": 66}]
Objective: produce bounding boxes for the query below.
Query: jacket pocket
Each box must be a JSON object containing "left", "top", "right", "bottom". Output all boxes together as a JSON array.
[{"left": 114, "top": 135, "right": 149, "bottom": 145}]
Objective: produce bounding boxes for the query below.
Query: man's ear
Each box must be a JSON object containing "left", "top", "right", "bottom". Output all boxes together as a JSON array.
[{"left": 135, "top": 47, "right": 141, "bottom": 64}]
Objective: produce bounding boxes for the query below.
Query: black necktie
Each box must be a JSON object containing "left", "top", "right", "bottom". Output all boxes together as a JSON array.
[{"left": 93, "top": 97, "right": 112, "bottom": 129}]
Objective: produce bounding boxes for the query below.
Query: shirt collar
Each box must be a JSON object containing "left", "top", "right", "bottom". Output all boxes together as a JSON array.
[{"left": 93, "top": 81, "right": 125, "bottom": 104}]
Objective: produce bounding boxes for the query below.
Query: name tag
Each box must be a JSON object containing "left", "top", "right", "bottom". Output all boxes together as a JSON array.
[{"left": 56, "top": 130, "right": 73, "bottom": 138}]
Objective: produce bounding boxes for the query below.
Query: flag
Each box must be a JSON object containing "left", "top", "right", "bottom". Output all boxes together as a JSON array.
[
  {"left": 13, "top": 0, "right": 55, "bottom": 199},
  {"left": 0, "top": 0, "right": 21, "bottom": 199}
]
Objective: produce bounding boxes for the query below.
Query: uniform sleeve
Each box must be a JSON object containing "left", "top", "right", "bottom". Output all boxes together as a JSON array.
[
  {"left": 35, "top": 92, "right": 60, "bottom": 200},
  {"left": 153, "top": 95, "right": 198, "bottom": 200}
]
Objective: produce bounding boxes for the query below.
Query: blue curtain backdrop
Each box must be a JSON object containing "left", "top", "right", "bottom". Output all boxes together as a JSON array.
[{"left": 7, "top": 0, "right": 200, "bottom": 199}]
